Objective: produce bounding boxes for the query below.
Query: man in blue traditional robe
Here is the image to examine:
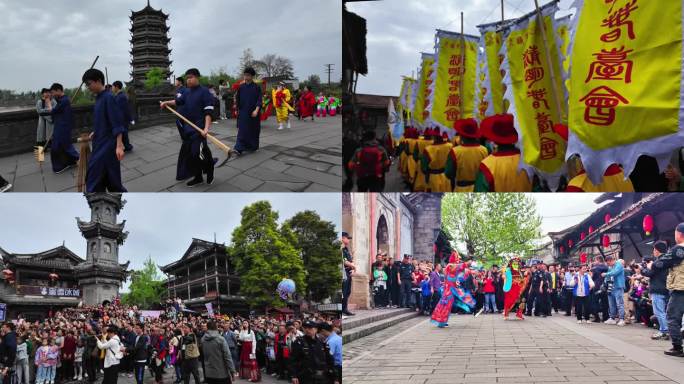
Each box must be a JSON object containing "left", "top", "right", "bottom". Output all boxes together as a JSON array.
[
  {"left": 82, "top": 69, "right": 127, "bottom": 192},
  {"left": 160, "top": 68, "right": 216, "bottom": 187},
  {"left": 112, "top": 81, "right": 134, "bottom": 152},
  {"left": 49, "top": 83, "right": 80, "bottom": 174},
  {"left": 233, "top": 67, "right": 262, "bottom": 155}
]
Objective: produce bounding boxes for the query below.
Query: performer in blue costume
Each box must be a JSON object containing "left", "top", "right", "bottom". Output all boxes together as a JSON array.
[
  {"left": 431, "top": 252, "right": 477, "bottom": 328},
  {"left": 234, "top": 67, "right": 262, "bottom": 155},
  {"left": 160, "top": 68, "right": 216, "bottom": 187},
  {"left": 49, "top": 83, "right": 80, "bottom": 174},
  {"left": 82, "top": 69, "right": 127, "bottom": 192},
  {"left": 112, "top": 81, "right": 134, "bottom": 152}
]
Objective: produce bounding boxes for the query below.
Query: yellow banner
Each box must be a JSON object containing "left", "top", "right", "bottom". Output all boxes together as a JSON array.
[
  {"left": 414, "top": 54, "right": 435, "bottom": 126},
  {"left": 569, "top": 0, "right": 681, "bottom": 150},
  {"left": 430, "top": 31, "right": 478, "bottom": 131},
  {"left": 484, "top": 30, "right": 506, "bottom": 115},
  {"left": 505, "top": 8, "right": 567, "bottom": 174}
]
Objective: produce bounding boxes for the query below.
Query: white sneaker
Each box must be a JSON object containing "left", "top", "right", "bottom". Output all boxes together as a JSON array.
[
  {"left": 617, "top": 319, "right": 625, "bottom": 326},
  {"left": 78, "top": 376, "right": 82, "bottom": 380},
  {"left": 287, "top": 122, "right": 291, "bottom": 129},
  {"left": 604, "top": 319, "right": 617, "bottom": 325},
  {"left": 73, "top": 376, "right": 77, "bottom": 380},
  {"left": 277, "top": 124, "right": 284, "bottom": 130},
  {"left": 577, "top": 320, "right": 583, "bottom": 324}
]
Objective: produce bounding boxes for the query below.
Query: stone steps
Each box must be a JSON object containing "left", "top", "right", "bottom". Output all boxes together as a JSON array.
[{"left": 342, "top": 308, "right": 420, "bottom": 344}]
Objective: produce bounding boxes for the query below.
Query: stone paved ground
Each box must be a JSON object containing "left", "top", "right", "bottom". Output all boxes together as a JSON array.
[
  {"left": 343, "top": 312, "right": 684, "bottom": 384},
  {"left": 0, "top": 115, "right": 341, "bottom": 192}
]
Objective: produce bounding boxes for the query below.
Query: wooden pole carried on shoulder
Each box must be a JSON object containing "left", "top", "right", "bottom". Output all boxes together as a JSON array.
[{"left": 162, "top": 104, "right": 233, "bottom": 167}]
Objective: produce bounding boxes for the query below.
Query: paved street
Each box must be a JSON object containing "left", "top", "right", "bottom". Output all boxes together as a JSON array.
[
  {"left": 343, "top": 312, "right": 684, "bottom": 384},
  {"left": 0, "top": 115, "right": 341, "bottom": 192}
]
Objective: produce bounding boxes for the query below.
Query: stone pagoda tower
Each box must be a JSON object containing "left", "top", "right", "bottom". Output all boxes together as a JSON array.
[
  {"left": 129, "top": 0, "right": 173, "bottom": 86},
  {"left": 74, "top": 194, "right": 129, "bottom": 305}
]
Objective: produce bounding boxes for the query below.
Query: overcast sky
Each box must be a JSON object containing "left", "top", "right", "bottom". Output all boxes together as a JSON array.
[
  {"left": 0, "top": 193, "right": 341, "bottom": 290},
  {"left": 0, "top": 0, "right": 341, "bottom": 92},
  {"left": 346, "top": 0, "right": 573, "bottom": 95},
  {"left": 531, "top": 193, "right": 610, "bottom": 238}
]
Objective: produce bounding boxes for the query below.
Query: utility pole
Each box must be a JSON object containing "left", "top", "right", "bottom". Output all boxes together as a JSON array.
[{"left": 324, "top": 63, "right": 335, "bottom": 85}]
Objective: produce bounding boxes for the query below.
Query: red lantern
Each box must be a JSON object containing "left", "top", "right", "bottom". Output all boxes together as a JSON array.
[
  {"left": 643, "top": 214, "right": 654, "bottom": 236},
  {"left": 604, "top": 213, "right": 611, "bottom": 225},
  {"left": 602, "top": 235, "right": 610, "bottom": 248},
  {"left": 589, "top": 225, "right": 594, "bottom": 234},
  {"left": 2, "top": 269, "right": 13, "bottom": 278},
  {"left": 559, "top": 245, "right": 565, "bottom": 253},
  {"left": 580, "top": 232, "right": 586, "bottom": 241},
  {"left": 48, "top": 273, "right": 59, "bottom": 282},
  {"left": 568, "top": 239, "right": 574, "bottom": 248},
  {"left": 580, "top": 253, "right": 587, "bottom": 264}
]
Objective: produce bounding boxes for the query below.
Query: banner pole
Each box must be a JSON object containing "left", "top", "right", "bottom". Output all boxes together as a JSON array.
[{"left": 533, "top": 0, "right": 563, "bottom": 124}]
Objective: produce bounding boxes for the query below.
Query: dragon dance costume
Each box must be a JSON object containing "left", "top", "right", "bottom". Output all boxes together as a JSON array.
[
  {"left": 316, "top": 95, "right": 328, "bottom": 117},
  {"left": 502, "top": 257, "right": 530, "bottom": 320},
  {"left": 431, "top": 252, "right": 476, "bottom": 328}
]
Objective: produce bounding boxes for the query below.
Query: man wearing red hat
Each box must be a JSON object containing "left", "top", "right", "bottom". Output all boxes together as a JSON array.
[
  {"left": 421, "top": 134, "right": 453, "bottom": 192},
  {"left": 551, "top": 124, "right": 635, "bottom": 192},
  {"left": 445, "top": 119, "right": 490, "bottom": 192},
  {"left": 474, "top": 114, "right": 532, "bottom": 192}
]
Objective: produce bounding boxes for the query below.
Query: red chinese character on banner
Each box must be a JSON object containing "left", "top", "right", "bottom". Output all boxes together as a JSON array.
[
  {"left": 585, "top": 46, "right": 634, "bottom": 83},
  {"left": 449, "top": 80, "right": 459, "bottom": 91},
  {"left": 446, "top": 94, "right": 461, "bottom": 107},
  {"left": 525, "top": 67, "right": 545, "bottom": 87},
  {"left": 450, "top": 54, "right": 463, "bottom": 66},
  {"left": 601, "top": 0, "right": 638, "bottom": 42},
  {"left": 579, "top": 85, "right": 630, "bottom": 126},
  {"left": 527, "top": 89, "right": 550, "bottom": 109},
  {"left": 540, "top": 137, "right": 559, "bottom": 160},
  {"left": 445, "top": 108, "right": 460, "bottom": 121},
  {"left": 536, "top": 112, "right": 553, "bottom": 135},
  {"left": 523, "top": 46, "right": 542, "bottom": 68}
]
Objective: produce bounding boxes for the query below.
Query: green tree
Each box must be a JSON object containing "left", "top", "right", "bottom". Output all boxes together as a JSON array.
[
  {"left": 282, "top": 211, "right": 341, "bottom": 302},
  {"left": 229, "top": 201, "right": 306, "bottom": 309},
  {"left": 121, "top": 256, "right": 165, "bottom": 309},
  {"left": 144, "top": 67, "right": 166, "bottom": 90},
  {"left": 442, "top": 193, "right": 542, "bottom": 267}
]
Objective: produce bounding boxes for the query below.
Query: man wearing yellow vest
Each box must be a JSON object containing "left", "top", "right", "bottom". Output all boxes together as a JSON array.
[
  {"left": 550, "top": 124, "right": 635, "bottom": 192},
  {"left": 404, "top": 130, "right": 419, "bottom": 185},
  {"left": 445, "top": 119, "right": 489, "bottom": 192},
  {"left": 412, "top": 131, "right": 432, "bottom": 192},
  {"left": 421, "top": 134, "right": 453, "bottom": 192},
  {"left": 474, "top": 114, "right": 532, "bottom": 192}
]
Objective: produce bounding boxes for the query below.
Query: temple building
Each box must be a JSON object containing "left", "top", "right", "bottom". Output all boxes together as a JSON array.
[
  {"left": 129, "top": 0, "right": 173, "bottom": 86},
  {"left": 341, "top": 192, "right": 443, "bottom": 310},
  {"left": 0, "top": 194, "right": 129, "bottom": 320},
  {"left": 160, "top": 238, "right": 247, "bottom": 314}
]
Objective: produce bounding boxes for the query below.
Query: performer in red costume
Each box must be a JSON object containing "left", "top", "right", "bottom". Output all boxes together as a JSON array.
[
  {"left": 431, "top": 251, "right": 477, "bottom": 328},
  {"left": 298, "top": 85, "right": 316, "bottom": 121},
  {"left": 502, "top": 257, "right": 530, "bottom": 320}
]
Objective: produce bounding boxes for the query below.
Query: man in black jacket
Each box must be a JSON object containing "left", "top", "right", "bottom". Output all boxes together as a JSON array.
[
  {"left": 590, "top": 256, "right": 609, "bottom": 323},
  {"left": 642, "top": 241, "right": 671, "bottom": 340},
  {"left": 0, "top": 322, "right": 16, "bottom": 384},
  {"left": 131, "top": 325, "right": 150, "bottom": 384}
]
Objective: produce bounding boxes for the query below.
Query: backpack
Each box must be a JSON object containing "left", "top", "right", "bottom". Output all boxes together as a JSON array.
[
  {"left": 185, "top": 335, "right": 200, "bottom": 359},
  {"left": 357, "top": 146, "right": 384, "bottom": 178}
]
